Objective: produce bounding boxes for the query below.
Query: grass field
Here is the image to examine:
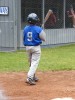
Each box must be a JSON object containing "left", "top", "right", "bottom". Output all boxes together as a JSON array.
[{"left": 0, "top": 44, "right": 75, "bottom": 72}]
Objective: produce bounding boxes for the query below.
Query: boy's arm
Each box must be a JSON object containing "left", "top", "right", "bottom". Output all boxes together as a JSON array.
[{"left": 39, "top": 30, "right": 46, "bottom": 41}]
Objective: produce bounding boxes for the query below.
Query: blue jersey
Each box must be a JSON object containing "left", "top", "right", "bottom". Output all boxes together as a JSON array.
[{"left": 23, "top": 25, "right": 43, "bottom": 46}]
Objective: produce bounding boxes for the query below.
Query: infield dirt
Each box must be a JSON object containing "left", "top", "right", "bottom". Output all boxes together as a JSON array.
[{"left": 0, "top": 71, "right": 75, "bottom": 100}]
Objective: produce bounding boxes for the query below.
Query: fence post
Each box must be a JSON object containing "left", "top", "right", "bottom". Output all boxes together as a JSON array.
[{"left": 42, "top": 0, "right": 45, "bottom": 27}]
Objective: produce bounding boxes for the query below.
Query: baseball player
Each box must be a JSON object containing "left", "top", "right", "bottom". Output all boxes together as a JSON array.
[{"left": 23, "top": 13, "right": 46, "bottom": 85}]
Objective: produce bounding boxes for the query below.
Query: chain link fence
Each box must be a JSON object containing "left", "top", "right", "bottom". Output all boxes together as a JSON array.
[{"left": 21, "top": 0, "right": 75, "bottom": 29}]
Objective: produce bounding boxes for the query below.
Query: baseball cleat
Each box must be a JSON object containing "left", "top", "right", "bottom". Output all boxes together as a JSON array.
[
  {"left": 33, "top": 75, "right": 39, "bottom": 82},
  {"left": 26, "top": 78, "right": 36, "bottom": 85}
]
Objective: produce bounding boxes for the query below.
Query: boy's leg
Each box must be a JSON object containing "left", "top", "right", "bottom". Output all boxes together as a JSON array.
[
  {"left": 27, "top": 50, "right": 41, "bottom": 79},
  {"left": 27, "top": 46, "right": 41, "bottom": 76},
  {"left": 26, "top": 51, "right": 39, "bottom": 82}
]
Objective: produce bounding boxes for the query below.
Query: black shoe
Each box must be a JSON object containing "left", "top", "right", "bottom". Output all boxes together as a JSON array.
[
  {"left": 33, "top": 75, "right": 39, "bottom": 82},
  {"left": 26, "top": 78, "right": 36, "bottom": 85}
]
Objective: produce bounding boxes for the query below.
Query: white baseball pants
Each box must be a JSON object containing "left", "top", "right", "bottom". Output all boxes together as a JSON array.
[{"left": 26, "top": 45, "right": 41, "bottom": 79}]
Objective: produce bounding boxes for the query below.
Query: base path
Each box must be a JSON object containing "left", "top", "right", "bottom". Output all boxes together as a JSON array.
[{"left": 0, "top": 71, "right": 75, "bottom": 100}]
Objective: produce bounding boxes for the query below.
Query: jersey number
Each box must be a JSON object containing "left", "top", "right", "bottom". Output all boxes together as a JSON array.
[{"left": 27, "top": 32, "right": 32, "bottom": 41}]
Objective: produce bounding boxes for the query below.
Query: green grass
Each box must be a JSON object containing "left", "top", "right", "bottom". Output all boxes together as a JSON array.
[
  {"left": 0, "top": 51, "right": 29, "bottom": 72},
  {"left": 0, "top": 44, "right": 75, "bottom": 72},
  {"left": 40, "top": 44, "right": 75, "bottom": 71}
]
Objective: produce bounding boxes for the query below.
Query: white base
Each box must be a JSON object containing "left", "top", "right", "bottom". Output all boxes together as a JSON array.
[{"left": 51, "top": 97, "right": 74, "bottom": 100}]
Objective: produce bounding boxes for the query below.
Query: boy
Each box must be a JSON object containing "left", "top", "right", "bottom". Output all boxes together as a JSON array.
[{"left": 23, "top": 13, "right": 46, "bottom": 85}]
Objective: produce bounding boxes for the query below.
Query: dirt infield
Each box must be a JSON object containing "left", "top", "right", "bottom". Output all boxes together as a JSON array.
[{"left": 0, "top": 71, "right": 75, "bottom": 100}]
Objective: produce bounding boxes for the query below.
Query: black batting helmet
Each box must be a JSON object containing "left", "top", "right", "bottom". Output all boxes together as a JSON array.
[{"left": 27, "top": 13, "right": 39, "bottom": 24}]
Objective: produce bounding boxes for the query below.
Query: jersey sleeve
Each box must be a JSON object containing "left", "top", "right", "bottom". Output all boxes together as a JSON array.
[
  {"left": 36, "top": 26, "right": 46, "bottom": 41},
  {"left": 39, "top": 30, "right": 46, "bottom": 41}
]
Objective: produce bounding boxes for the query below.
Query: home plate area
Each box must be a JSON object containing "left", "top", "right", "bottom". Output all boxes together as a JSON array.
[
  {"left": 52, "top": 97, "right": 75, "bottom": 100},
  {"left": 0, "top": 71, "right": 75, "bottom": 100}
]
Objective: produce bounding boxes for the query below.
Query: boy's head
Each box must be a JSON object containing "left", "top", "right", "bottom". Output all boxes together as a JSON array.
[{"left": 27, "top": 13, "right": 39, "bottom": 25}]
